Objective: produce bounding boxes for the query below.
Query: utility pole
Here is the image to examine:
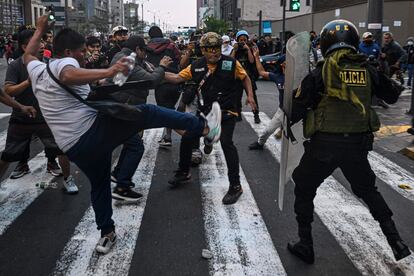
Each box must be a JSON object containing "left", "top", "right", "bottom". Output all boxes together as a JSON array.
[
  {"left": 258, "top": 10, "right": 262, "bottom": 38},
  {"left": 64, "top": 0, "right": 69, "bottom": 27},
  {"left": 282, "top": 0, "right": 286, "bottom": 46},
  {"left": 367, "top": 0, "right": 383, "bottom": 47}
]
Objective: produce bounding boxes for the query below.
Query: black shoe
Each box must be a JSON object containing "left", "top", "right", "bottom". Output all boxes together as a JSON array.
[
  {"left": 254, "top": 113, "right": 261, "bottom": 124},
  {"left": 236, "top": 115, "right": 242, "bottom": 122},
  {"left": 287, "top": 240, "right": 315, "bottom": 264},
  {"left": 191, "top": 149, "right": 203, "bottom": 166},
  {"left": 389, "top": 239, "right": 411, "bottom": 261},
  {"left": 110, "top": 173, "right": 135, "bottom": 188},
  {"left": 248, "top": 141, "right": 264, "bottom": 150},
  {"left": 407, "top": 127, "right": 414, "bottom": 135},
  {"left": 378, "top": 99, "right": 389, "bottom": 109},
  {"left": 158, "top": 137, "right": 172, "bottom": 147},
  {"left": 112, "top": 187, "right": 143, "bottom": 202},
  {"left": 222, "top": 185, "right": 243, "bottom": 204},
  {"left": 10, "top": 162, "right": 30, "bottom": 179},
  {"left": 204, "top": 143, "right": 213, "bottom": 154},
  {"left": 168, "top": 169, "right": 191, "bottom": 187}
]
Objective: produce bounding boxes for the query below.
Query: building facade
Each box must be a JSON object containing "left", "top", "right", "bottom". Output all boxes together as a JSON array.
[
  {"left": 124, "top": 2, "right": 139, "bottom": 33},
  {"left": 110, "top": 0, "right": 124, "bottom": 28},
  {"left": 198, "top": 0, "right": 220, "bottom": 28},
  {"left": 230, "top": 0, "right": 413, "bottom": 44},
  {"left": 0, "top": 0, "right": 25, "bottom": 33}
]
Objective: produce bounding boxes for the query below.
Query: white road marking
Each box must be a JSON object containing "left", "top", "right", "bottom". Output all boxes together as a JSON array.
[
  {"left": 52, "top": 128, "right": 163, "bottom": 276},
  {"left": 0, "top": 129, "right": 7, "bottom": 151},
  {"left": 368, "top": 151, "right": 414, "bottom": 202},
  {"left": 199, "top": 141, "right": 287, "bottom": 275},
  {"left": 0, "top": 152, "right": 55, "bottom": 235},
  {"left": 0, "top": 113, "right": 11, "bottom": 120},
  {"left": 244, "top": 112, "right": 414, "bottom": 276}
]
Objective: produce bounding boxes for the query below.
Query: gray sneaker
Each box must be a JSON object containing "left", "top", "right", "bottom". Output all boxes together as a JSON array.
[
  {"left": 63, "top": 175, "right": 79, "bottom": 194},
  {"left": 10, "top": 162, "right": 30, "bottom": 179},
  {"left": 47, "top": 160, "right": 63, "bottom": 177},
  {"left": 95, "top": 231, "right": 117, "bottom": 254}
]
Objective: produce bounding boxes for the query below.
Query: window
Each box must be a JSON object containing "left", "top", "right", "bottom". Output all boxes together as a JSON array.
[
  {"left": 34, "top": 7, "right": 38, "bottom": 20},
  {"left": 306, "top": 0, "right": 310, "bottom": 6},
  {"left": 280, "top": 0, "right": 284, "bottom": 7}
]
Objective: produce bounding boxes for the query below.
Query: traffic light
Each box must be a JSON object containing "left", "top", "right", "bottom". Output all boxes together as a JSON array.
[
  {"left": 46, "top": 5, "right": 55, "bottom": 21},
  {"left": 290, "top": 0, "right": 300, "bottom": 12}
]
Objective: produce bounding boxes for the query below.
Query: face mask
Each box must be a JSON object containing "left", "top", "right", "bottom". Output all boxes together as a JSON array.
[{"left": 408, "top": 41, "right": 414, "bottom": 46}]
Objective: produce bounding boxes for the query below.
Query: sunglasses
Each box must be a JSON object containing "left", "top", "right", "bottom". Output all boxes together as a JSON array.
[{"left": 203, "top": 46, "right": 221, "bottom": 53}]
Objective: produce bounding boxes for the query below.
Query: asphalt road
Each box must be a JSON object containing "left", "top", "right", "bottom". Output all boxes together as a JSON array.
[{"left": 0, "top": 59, "right": 413, "bottom": 275}]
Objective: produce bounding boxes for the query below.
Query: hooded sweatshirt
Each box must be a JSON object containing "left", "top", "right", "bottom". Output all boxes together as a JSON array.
[{"left": 146, "top": 37, "right": 181, "bottom": 73}]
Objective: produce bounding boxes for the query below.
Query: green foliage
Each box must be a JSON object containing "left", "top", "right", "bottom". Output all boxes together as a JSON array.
[{"left": 203, "top": 16, "right": 229, "bottom": 35}]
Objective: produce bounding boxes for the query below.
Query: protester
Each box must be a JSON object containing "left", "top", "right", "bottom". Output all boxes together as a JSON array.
[
  {"left": 109, "top": 35, "right": 173, "bottom": 200},
  {"left": 146, "top": 26, "right": 182, "bottom": 147},
  {"left": 24, "top": 15, "right": 222, "bottom": 254},
  {"left": 85, "top": 36, "right": 108, "bottom": 69},
  {"left": 359, "top": 32, "right": 381, "bottom": 59},
  {"left": 221, "top": 35, "right": 233, "bottom": 56},
  {"left": 107, "top": 26, "right": 129, "bottom": 63},
  {"left": 381, "top": 32, "right": 407, "bottom": 85},
  {"left": 231, "top": 30, "right": 260, "bottom": 123},
  {"left": 403, "top": 37, "right": 414, "bottom": 87},
  {"left": 2, "top": 29, "right": 78, "bottom": 193},
  {"left": 164, "top": 32, "right": 257, "bottom": 205}
]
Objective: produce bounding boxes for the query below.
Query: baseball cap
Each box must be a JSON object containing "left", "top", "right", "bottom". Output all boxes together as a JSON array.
[
  {"left": 362, "top": 32, "right": 373, "bottom": 39},
  {"left": 124, "top": 35, "right": 149, "bottom": 51},
  {"left": 222, "top": 35, "right": 230, "bottom": 43}
]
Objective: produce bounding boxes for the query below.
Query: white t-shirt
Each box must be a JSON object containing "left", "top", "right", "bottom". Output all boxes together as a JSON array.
[{"left": 27, "top": 58, "right": 97, "bottom": 152}]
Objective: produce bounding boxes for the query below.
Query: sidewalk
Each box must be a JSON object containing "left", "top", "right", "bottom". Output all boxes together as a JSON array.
[{"left": 374, "top": 85, "right": 414, "bottom": 160}]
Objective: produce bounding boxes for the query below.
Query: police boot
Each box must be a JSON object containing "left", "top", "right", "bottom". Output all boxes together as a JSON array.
[
  {"left": 380, "top": 220, "right": 411, "bottom": 261},
  {"left": 287, "top": 225, "right": 315, "bottom": 264}
]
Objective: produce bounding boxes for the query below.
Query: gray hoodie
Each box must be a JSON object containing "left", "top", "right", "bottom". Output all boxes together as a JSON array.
[{"left": 109, "top": 47, "right": 165, "bottom": 105}]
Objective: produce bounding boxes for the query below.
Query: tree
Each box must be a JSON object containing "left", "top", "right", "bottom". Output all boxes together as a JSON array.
[{"left": 203, "top": 16, "right": 229, "bottom": 35}]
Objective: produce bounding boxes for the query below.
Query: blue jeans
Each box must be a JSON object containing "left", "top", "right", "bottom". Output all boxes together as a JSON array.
[
  {"left": 112, "top": 132, "right": 144, "bottom": 188},
  {"left": 66, "top": 104, "right": 205, "bottom": 235}
]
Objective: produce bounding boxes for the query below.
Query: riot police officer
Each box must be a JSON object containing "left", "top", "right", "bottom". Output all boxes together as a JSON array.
[{"left": 288, "top": 20, "right": 410, "bottom": 264}]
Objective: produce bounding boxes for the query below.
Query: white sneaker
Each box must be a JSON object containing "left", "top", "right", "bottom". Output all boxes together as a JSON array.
[
  {"left": 63, "top": 175, "right": 79, "bottom": 194},
  {"left": 96, "top": 232, "right": 117, "bottom": 254},
  {"left": 204, "top": 102, "right": 222, "bottom": 145}
]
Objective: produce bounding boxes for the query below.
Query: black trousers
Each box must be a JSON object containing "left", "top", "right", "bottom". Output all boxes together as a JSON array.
[
  {"left": 179, "top": 117, "right": 240, "bottom": 187},
  {"left": 292, "top": 135, "right": 393, "bottom": 228},
  {"left": 235, "top": 82, "right": 259, "bottom": 116}
]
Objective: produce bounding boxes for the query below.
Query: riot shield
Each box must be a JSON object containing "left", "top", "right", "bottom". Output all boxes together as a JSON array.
[{"left": 278, "top": 32, "right": 310, "bottom": 211}]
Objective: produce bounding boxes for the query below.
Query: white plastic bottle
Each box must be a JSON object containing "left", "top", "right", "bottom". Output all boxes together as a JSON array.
[{"left": 113, "top": 52, "right": 137, "bottom": 86}]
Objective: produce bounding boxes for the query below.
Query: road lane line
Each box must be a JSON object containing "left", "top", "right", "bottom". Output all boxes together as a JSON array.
[
  {"left": 199, "top": 141, "right": 287, "bottom": 275},
  {"left": 52, "top": 128, "right": 163, "bottom": 276},
  {"left": 0, "top": 152, "right": 55, "bottom": 235},
  {"left": 244, "top": 112, "right": 414, "bottom": 276}
]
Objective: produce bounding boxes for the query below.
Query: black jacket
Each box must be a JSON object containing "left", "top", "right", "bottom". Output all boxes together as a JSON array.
[{"left": 291, "top": 61, "right": 403, "bottom": 124}]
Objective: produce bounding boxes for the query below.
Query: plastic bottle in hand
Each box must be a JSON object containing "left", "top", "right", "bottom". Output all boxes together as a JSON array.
[{"left": 113, "top": 52, "right": 136, "bottom": 86}]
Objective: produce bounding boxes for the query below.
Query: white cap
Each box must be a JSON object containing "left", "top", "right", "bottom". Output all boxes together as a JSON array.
[
  {"left": 222, "top": 35, "right": 230, "bottom": 42},
  {"left": 112, "top": 26, "right": 128, "bottom": 35},
  {"left": 362, "top": 32, "right": 373, "bottom": 39}
]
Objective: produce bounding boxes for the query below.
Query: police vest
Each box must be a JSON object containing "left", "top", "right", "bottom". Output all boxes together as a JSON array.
[
  {"left": 312, "top": 61, "right": 380, "bottom": 134},
  {"left": 191, "top": 55, "right": 238, "bottom": 112}
]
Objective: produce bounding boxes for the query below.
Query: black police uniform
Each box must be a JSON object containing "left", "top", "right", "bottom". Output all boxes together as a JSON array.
[{"left": 287, "top": 20, "right": 410, "bottom": 264}]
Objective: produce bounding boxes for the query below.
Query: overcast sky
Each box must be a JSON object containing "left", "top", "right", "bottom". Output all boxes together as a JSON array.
[{"left": 139, "top": 0, "right": 197, "bottom": 30}]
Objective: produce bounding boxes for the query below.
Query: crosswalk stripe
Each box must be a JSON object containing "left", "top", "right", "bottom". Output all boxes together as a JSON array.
[
  {"left": 0, "top": 152, "right": 55, "bottom": 235},
  {"left": 368, "top": 151, "right": 414, "bottom": 202},
  {"left": 52, "top": 128, "right": 163, "bottom": 275},
  {"left": 199, "top": 141, "right": 287, "bottom": 275},
  {"left": 243, "top": 112, "right": 414, "bottom": 275},
  {"left": 0, "top": 113, "right": 11, "bottom": 120}
]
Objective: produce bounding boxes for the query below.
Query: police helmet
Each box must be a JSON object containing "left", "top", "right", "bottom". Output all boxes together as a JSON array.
[
  {"left": 319, "top": 19, "right": 360, "bottom": 57},
  {"left": 236, "top": 30, "right": 249, "bottom": 40},
  {"left": 200, "top": 32, "right": 222, "bottom": 47},
  {"left": 112, "top": 26, "right": 128, "bottom": 35}
]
